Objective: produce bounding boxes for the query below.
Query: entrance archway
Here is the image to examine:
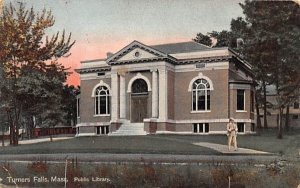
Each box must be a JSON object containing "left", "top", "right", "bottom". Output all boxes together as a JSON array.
[{"left": 131, "top": 79, "right": 148, "bottom": 123}]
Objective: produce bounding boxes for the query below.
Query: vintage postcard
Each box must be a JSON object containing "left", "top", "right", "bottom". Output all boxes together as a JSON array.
[{"left": 0, "top": 0, "right": 299, "bottom": 187}]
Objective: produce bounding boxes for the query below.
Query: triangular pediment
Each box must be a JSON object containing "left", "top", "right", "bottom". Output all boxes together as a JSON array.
[{"left": 106, "top": 41, "right": 169, "bottom": 64}]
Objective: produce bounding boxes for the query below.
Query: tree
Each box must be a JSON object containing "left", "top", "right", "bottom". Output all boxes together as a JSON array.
[
  {"left": 237, "top": 0, "right": 300, "bottom": 138},
  {"left": 193, "top": 32, "right": 212, "bottom": 47},
  {"left": 62, "top": 85, "right": 80, "bottom": 127},
  {"left": 209, "top": 30, "right": 234, "bottom": 48},
  {"left": 0, "top": 3, "right": 75, "bottom": 145}
]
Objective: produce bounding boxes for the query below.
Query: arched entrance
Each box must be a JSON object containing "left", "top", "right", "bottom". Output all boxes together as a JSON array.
[{"left": 131, "top": 79, "right": 148, "bottom": 123}]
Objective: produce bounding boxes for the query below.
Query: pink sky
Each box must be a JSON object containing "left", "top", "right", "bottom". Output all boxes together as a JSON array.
[
  {"left": 14, "top": 0, "right": 244, "bottom": 87},
  {"left": 61, "top": 36, "right": 193, "bottom": 86}
]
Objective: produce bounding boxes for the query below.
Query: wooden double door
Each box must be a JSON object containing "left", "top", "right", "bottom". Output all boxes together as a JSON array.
[{"left": 131, "top": 95, "right": 148, "bottom": 123}]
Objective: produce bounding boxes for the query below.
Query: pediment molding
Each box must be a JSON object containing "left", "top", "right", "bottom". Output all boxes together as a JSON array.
[{"left": 106, "top": 41, "right": 170, "bottom": 65}]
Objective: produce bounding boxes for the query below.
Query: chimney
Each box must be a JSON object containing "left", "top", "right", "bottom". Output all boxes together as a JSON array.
[{"left": 106, "top": 52, "right": 113, "bottom": 58}]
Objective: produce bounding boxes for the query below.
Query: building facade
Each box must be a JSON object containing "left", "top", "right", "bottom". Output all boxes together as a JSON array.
[{"left": 75, "top": 41, "right": 255, "bottom": 136}]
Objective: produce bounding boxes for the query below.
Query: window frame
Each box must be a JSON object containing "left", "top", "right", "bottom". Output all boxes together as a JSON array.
[
  {"left": 193, "top": 123, "right": 209, "bottom": 133},
  {"left": 96, "top": 126, "right": 109, "bottom": 135},
  {"left": 94, "top": 86, "right": 110, "bottom": 116},
  {"left": 191, "top": 79, "right": 211, "bottom": 112},
  {"left": 237, "top": 122, "right": 245, "bottom": 133},
  {"left": 237, "top": 89, "right": 246, "bottom": 112}
]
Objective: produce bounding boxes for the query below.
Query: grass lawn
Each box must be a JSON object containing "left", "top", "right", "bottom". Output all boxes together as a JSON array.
[{"left": 0, "top": 128, "right": 299, "bottom": 157}]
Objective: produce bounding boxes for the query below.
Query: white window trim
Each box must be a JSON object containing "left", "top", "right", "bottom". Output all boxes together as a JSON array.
[
  {"left": 237, "top": 122, "right": 246, "bottom": 133},
  {"left": 96, "top": 125, "right": 109, "bottom": 135},
  {"left": 188, "top": 72, "right": 214, "bottom": 91},
  {"left": 236, "top": 110, "right": 247, "bottom": 113},
  {"left": 193, "top": 123, "right": 209, "bottom": 133},
  {"left": 91, "top": 80, "right": 111, "bottom": 97},
  {"left": 190, "top": 110, "right": 211, "bottom": 113},
  {"left": 236, "top": 89, "right": 245, "bottom": 111},
  {"left": 191, "top": 78, "right": 211, "bottom": 112},
  {"left": 127, "top": 73, "right": 152, "bottom": 93},
  {"left": 93, "top": 114, "right": 110, "bottom": 117},
  {"left": 94, "top": 84, "right": 110, "bottom": 115}
]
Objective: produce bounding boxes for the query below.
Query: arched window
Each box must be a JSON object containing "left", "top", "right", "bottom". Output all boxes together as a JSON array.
[
  {"left": 132, "top": 79, "right": 148, "bottom": 94},
  {"left": 192, "top": 79, "right": 210, "bottom": 111},
  {"left": 95, "top": 86, "right": 110, "bottom": 115}
]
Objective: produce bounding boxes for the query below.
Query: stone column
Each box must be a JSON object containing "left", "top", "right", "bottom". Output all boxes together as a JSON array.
[
  {"left": 158, "top": 69, "right": 168, "bottom": 121},
  {"left": 152, "top": 69, "right": 158, "bottom": 118},
  {"left": 119, "top": 75, "right": 126, "bottom": 119},
  {"left": 111, "top": 72, "right": 119, "bottom": 122}
]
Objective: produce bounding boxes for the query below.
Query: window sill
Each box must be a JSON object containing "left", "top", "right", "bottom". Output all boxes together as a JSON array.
[
  {"left": 94, "top": 114, "right": 111, "bottom": 117},
  {"left": 236, "top": 110, "right": 247, "bottom": 113},
  {"left": 190, "top": 110, "right": 211, "bottom": 113}
]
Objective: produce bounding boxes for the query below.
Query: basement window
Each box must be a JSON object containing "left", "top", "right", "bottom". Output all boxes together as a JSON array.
[
  {"left": 96, "top": 126, "right": 109, "bottom": 135},
  {"left": 237, "top": 123, "right": 245, "bottom": 133},
  {"left": 193, "top": 123, "right": 209, "bottom": 133}
]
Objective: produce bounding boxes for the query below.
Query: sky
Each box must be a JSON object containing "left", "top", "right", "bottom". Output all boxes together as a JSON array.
[{"left": 4, "top": 0, "right": 244, "bottom": 86}]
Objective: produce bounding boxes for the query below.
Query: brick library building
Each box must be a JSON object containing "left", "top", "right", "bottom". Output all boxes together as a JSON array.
[{"left": 75, "top": 41, "right": 255, "bottom": 136}]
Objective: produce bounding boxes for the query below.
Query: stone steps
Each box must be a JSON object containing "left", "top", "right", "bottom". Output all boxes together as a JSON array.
[{"left": 109, "top": 123, "right": 147, "bottom": 136}]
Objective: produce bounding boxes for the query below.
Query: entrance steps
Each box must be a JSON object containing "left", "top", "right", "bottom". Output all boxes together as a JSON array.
[{"left": 109, "top": 122, "right": 147, "bottom": 136}]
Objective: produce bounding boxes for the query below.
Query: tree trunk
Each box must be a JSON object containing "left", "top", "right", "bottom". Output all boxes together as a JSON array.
[
  {"left": 262, "top": 81, "right": 268, "bottom": 129},
  {"left": 255, "top": 92, "right": 262, "bottom": 130},
  {"left": 7, "top": 111, "right": 13, "bottom": 145},
  {"left": 284, "top": 106, "right": 290, "bottom": 132},
  {"left": 277, "top": 107, "right": 283, "bottom": 139},
  {"left": 2, "top": 126, "right": 4, "bottom": 147}
]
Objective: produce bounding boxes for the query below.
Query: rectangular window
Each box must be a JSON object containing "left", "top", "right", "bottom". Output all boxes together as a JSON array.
[
  {"left": 198, "top": 90, "right": 206, "bottom": 110},
  {"left": 99, "top": 96, "right": 106, "bottom": 114},
  {"left": 292, "top": 115, "right": 299, "bottom": 120},
  {"left": 294, "top": 102, "right": 299, "bottom": 109},
  {"left": 193, "top": 123, "right": 209, "bottom": 133},
  {"left": 192, "top": 92, "right": 196, "bottom": 111},
  {"left": 237, "top": 89, "right": 245, "bottom": 111},
  {"left": 95, "top": 97, "right": 99, "bottom": 114},
  {"left": 77, "top": 98, "right": 80, "bottom": 118},
  {"left": 207, "top": 91, "right": 210, "bottom": 110},
  {"left": 251, "top": 123, "right": 255, "bottom": 132},
  {"left": 237, "top": 123, "right": 245, "bottom": 133},
  {"left": 250, "top": 90, "right": 254, "bottom": 112},
  {"left": 96, "top": 126, "right": 109, "bottom": 135}
]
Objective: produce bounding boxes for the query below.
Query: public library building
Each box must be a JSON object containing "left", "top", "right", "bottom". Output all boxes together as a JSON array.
[{"left": 75, "top": 41, "right": 255, "bottom": 136}]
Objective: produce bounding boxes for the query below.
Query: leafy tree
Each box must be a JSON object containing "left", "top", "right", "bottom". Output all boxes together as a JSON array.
[
  {"left": 209, "top": 30, "right": 234, "bottom": 48},
  {"left": 0, "top": 3, "right": 75, "bottom": 145},
  {"left": 62, "top": 85, "right": 80, "bottom": 127},
  {"left": 237, "top": 0, "right": 300, "bottom": 138},
  {"left": 193, "top": 32, "right": 212, "bottom": 46}
]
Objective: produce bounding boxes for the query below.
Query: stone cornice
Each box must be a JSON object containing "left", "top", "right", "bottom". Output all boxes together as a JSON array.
[
  {"left": 107, "top": 40, "right": 172, "bottom": 64},
  {"left": 75, "top": 67, "right": 111, "bottom": 74},
  {"left": 175, "top": 56, "right": 231, "bottom": 65}
]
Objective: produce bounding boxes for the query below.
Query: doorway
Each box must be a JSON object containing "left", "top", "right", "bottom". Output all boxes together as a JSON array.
[{"left": 130, "top": 79, "right": 148, "bottom": 123}]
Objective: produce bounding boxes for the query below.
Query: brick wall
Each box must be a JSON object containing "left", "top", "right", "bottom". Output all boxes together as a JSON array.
[{"left": 174, "top": 69, "right": 229, "bottom": 120}]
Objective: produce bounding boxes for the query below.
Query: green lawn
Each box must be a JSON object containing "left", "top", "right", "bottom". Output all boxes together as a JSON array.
[{"left": 0, "top": 129, "right": 299, "bottom": 157}]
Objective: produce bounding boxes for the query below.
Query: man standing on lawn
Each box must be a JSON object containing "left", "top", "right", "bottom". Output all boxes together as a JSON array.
[{"left": 227, "top": 118, "right": 238, "bottom": 151}]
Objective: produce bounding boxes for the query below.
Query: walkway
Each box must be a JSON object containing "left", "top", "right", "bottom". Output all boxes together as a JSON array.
[
  {"left": 193, "top": 142, "right": 271, "bottom": 155},
  {"left": 19, "top": 137, "right": 73, "bottom": 144}
]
